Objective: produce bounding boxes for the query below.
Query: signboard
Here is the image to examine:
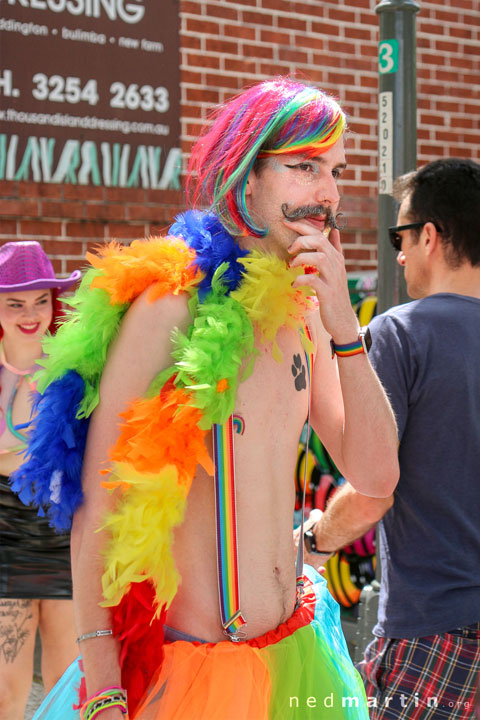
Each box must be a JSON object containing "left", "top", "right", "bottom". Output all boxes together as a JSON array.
[
  {"left": 378, "top": 91, "right": 393, "bottom": 195},
  {"left": 0, "top": 0, "right": 181, "bottom": 189},
  {"left": 378, "top": 39, "right": 399, "bottom": 75}
]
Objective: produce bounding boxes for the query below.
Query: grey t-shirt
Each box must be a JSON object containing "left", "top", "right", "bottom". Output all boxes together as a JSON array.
[{"left": 369, "top": 293, "right": 480, "bottom": 639}]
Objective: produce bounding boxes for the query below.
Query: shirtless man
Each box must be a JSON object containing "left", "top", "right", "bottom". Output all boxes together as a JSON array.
[{"left": 24, "top": 78, "right": 399, "bottom": 719}]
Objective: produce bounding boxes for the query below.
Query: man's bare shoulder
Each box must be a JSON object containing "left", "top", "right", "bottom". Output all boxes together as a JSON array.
[
  {"left": 99, "top": 288, "right": 192, "bottom": 398},
  {"left": 125, "top": 287, "right": 192, "bottom": 340}
]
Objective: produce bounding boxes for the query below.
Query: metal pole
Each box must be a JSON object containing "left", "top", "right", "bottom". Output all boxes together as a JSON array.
[{"left": 376, "top": 0, "right": 420, "bottom": 312}]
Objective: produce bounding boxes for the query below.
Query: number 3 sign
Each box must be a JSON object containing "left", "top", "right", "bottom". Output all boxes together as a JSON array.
[{"left": 378, "top": 39, "right": 399, "bottom": 74}]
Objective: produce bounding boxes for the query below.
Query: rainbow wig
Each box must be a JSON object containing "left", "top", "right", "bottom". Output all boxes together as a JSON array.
[{"left": 187, "top": 77, "right": 347, "bottom": 237}]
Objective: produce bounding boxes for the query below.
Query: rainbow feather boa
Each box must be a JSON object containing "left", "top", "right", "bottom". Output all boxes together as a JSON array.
[{"left": 11, "top": 210, "right": 315, "bottom": 712}]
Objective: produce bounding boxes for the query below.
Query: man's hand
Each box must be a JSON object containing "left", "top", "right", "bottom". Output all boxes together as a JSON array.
[
  {"left": 293, "top": 509, "right": 332, "bottom": 572},
  {"left": 286, "top": 221, "right": 359, "bottom": 343}
]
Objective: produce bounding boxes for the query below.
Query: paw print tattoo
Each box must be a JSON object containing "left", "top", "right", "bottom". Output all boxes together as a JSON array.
[{"left": 291, "top": 354, "right": 307, "bottom": 391}]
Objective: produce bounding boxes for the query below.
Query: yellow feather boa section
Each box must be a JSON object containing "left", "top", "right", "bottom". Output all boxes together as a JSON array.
[{"left": 232, "top": 250, "right": 315, "bottom": 360}]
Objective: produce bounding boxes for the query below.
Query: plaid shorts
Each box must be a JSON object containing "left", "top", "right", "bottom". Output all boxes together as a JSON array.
[{"left": 357, "top": 622, "right": 480, "bottom": 719}]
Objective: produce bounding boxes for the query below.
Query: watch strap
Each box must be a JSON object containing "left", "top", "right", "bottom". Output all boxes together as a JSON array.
[{"left": 330, "top": 338, "right": 364, "bottom": 358}]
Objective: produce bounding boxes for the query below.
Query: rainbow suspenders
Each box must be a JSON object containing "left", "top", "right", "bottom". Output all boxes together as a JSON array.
[{"left": 213, "top": 324, "right": 313, "bottom": 642}]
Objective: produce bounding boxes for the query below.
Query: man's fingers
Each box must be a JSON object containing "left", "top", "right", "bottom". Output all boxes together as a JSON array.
[{"left": 328, "top": 228, "right": 342, "bottom": 253}]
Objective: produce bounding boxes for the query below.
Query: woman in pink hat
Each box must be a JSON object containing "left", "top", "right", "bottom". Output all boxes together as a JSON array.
[{"left": 0, "top": 242, "right": 81, "bottom": 717}]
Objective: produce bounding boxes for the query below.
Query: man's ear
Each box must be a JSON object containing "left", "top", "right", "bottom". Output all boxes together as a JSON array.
[
  {"left": 423, "top": 221, "right": 440, "bottom": 256},
  {"left": 245, "top": 166, "right": 258, "bottom": 197}
]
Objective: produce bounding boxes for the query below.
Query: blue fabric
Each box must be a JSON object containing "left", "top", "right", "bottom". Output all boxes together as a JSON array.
[
  {"left": 33, "top": 656, "right": 81, "bottom": 719},
  {"left": 369, "top": 294, "right": 480, "bottom": 638}
]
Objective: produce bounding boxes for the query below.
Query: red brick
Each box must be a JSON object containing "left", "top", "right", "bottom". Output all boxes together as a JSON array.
[
  {"left": 260, "top": 0, "right": 298, "bottom": 12},
  {"left": 0, "top": 200, "right": 39, "bottom": 217},
  {"left": 84, "top": 204, "right": 126, "bottom": 221},
  {"left": 63, "top": 185, "right": 104, "bottom": 201},
  {"left": 327, "top": 8, "right": 357, "bottom": 23},
  {"left": 186, "top": 18, "right": 220, "bottom": 35},
  {"left": 294, "top": 2, "right": 327, "bottom": 17},
  {"left": 348, "top": 26, "right": 374, "bottom": 42},
  {"left": 261, "top": 29, "right": 291, "bottom": 44},
  {"left": 447, "top": 25, "right": 473, "bottom": 39},
  {"left": 296, "top": 35, "right": 325, "bottom": 51},
  {"left": 182, "top": 70, "right": 205, "bottom": 85},
  {"left": 205, "top": 4, "right": 239, "bottom": 21},
  {"left": 205, "top": 38, "right": 239, "bottom": 54},
  {"left": 0, "top": 180, "right": 16, "bottom": 197},
  {"left": 278, "top": 16, "right": 306, "bottom": 31},
  {"left": 18, "top": 182, "right": 62, "bottom": 199},
  {"left": 277, "top": 47, "right": 308, "bottom": 64},
  {"left": 327, "top": 39, "right": 356, "bottom": 55},
  {"left": 447, "top": 146, "right": 475, "bottom": 158},
  {"left": 186, "top": 53, "right": 221, "bottom": 69},
  {"left": 241, "top": 11, "right": 273, "bottom": 25},
  {"left": 259, "top": 63, "right": 291, "bottom": 76},
  {"left": 181, "top": 103, "right": 205, "bottom": 119},
  {"left": 226, "top": 58, "right": 258, "bottom": 74},
  {"left": 104, "top": 188, "right": 145, "bottom": 203},
  {"left": 64, "top": 259, "right": 86, "bottom": 273},
  {"left": 41, "top": 201, "right": 84, "bottom": 219},
  {"left": 243, "top": 43, "right": 275, "bottom": 59},
  {"left": 205, "top": 73, "right": 244, "bottom": 89},
  {"left": 225, "top": 24, "right": 256, "bottom": 41},
  {"left": 180, "top": 0, "right": 201, "bottom": 12},
  {"left": 20, "top": 220, "right": 62, "bottom": 236},
  {"left": 66, "top": 222, "right": 107, "bottom": 238},
  {"left": 181, "top": 34, "right": 202, "bottom": 50},
  {"left": 185, "top": 87, "right": 220, "bottom": 103},
  {"left": 127, "top": 205, "right": 166, "bottom": 222},
  {"left": 311, "top": 21, "right": 340, "bottom": 36},
  {"left": 435, "top": 10, "right": 462, "bottom": 23},
  {"left": 107, "top": 223, "right": 148, "bottom": 240},
  {"left": 348, "top": 0, "right": 373, "bottom": 7},
  {"left": 42, "top": 240, "right": 84, "bottom": 255},
  {"left": 454, "top": 116, "right": 478, "bottom": 129},
  {"left": 0, "top": 220, "right": 16, "bottom": 234}
]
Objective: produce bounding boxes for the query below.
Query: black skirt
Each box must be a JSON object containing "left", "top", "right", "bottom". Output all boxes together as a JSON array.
[{"left": 0, "top": 474, "right": 72, "bottom": 599}]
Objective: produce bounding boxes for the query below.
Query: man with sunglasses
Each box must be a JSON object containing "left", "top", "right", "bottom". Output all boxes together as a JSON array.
[{"left": 303, "top": 158, "right": 480, "bottom": 718}]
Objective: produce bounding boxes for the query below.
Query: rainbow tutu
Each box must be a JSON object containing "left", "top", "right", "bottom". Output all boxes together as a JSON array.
[{"left": 34, "top": 568, "right": 367, "bottom": 719}]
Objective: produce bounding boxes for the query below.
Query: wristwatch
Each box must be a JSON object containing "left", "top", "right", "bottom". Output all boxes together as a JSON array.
[
  {"left": 359, "top": 326, "right": 372, "bottom": 354},
  {"left": 331, "top": 326, "right": 372, "bottom": 358},
  {"left": 304, "top": 528, "right": 335, "bottom": 556}
]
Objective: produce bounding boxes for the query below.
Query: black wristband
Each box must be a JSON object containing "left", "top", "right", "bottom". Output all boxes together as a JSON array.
[{"left": 304, "top": 529, "right": 335, "bottom": 555}]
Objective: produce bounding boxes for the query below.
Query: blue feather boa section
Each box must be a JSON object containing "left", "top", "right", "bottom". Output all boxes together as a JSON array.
[
  {"left": 10, "top": 371, "right": 89, "bottom": 532},
  {"left": 169, "top": 210, "right": 249, "bottom": 299}
]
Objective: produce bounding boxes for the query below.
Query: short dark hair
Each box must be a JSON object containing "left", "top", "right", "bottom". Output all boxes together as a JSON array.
[{"left": 393, "top": 158, "right": 480, "bottom": 268}]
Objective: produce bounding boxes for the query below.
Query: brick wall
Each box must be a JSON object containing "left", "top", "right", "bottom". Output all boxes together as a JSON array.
[{"left": 1, "top": 0, "right": 479, "bottom": 274}]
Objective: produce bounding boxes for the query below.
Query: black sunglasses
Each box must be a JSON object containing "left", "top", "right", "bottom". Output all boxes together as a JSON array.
[{"left": 388, "top": 221, "right": 442, "bottom": 252}]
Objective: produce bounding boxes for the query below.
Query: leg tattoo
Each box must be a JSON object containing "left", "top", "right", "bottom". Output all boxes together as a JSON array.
[{"left": 0, "top": 599, "right": 33, "bottom": 663}]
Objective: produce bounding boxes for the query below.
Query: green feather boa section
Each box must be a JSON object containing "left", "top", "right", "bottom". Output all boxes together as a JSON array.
[{"left": 172, "top": 265, "right": 255, "bottom": 429}]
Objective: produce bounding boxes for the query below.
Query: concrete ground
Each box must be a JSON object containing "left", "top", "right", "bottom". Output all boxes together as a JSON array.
[
  {"left": 26, "top": 681, "right": 44, "bottom": 720},
  {"left": 25, "top": 633, "right": 44, "bottom": 720}
]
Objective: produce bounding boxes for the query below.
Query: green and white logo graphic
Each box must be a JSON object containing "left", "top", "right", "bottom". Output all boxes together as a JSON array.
[{"left": 378, "top": 39, "right": 399, "bottom": 74}]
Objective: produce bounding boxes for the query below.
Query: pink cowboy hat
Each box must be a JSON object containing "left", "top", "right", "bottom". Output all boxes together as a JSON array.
[{"left": 0, "top": 241, "right": 81, "bottom": 293}]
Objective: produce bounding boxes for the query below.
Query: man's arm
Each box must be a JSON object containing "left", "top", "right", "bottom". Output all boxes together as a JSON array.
[
  {"left": 289, "top": 224, "right": 399, "bottom": 498},
  {"left": 302, "top": 482, "right": 393, "bottom": 570},
  {"left": 70, "top": 290, "right": 190, "bottom": 715}
]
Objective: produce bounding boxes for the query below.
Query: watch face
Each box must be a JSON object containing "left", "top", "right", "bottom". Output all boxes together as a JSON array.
[
  {"left": 360, "top": 327, "right": 372, "bottom": 353},
  {"left": 304, "top": 530, "right": 315, "bottom": 554}
]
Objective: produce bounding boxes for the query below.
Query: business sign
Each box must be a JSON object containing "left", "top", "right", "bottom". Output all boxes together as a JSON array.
[{"left": 0, "top": 0, "right": 181, "bottom": 189}]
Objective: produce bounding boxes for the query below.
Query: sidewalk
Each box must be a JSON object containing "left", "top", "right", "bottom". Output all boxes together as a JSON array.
[
  {"left": 26, "top": 681, "right": 44, "bottom": 720},
  {"left": 25, "top": 633, "right": 44, "bottom": 719}
]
